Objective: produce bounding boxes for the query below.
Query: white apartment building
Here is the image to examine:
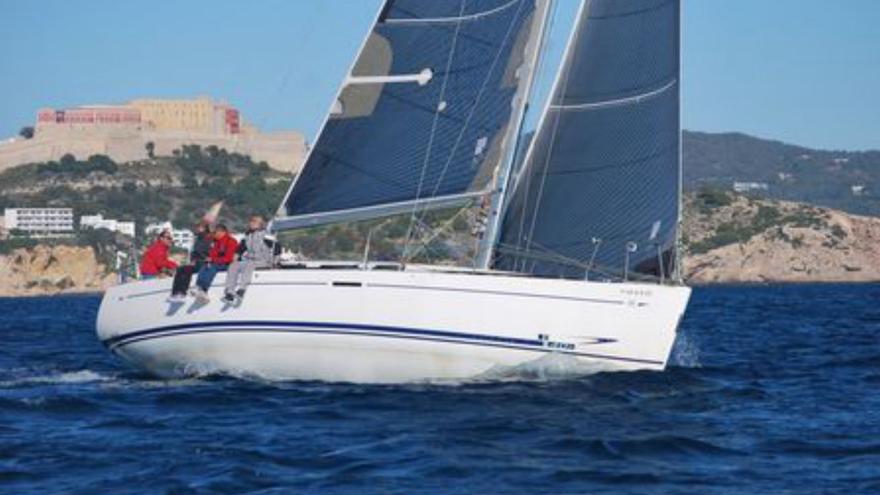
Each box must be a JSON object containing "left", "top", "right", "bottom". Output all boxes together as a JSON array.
[
  {"left": 4, "top": 207, "right": 74, "bottom": 236},
  {"left": 145, "top": 222, "right": 194, "bottom": 250},
  {"left": 80, "top": 214, "right": 136, "bottom": 237}
]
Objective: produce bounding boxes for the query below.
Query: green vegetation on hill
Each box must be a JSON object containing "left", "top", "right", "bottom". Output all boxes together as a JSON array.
[
  {"left": 684, "top": 186, "right": 839, "bottom": 255},
  {"left": 0, "top": 145, "right": 291, "bottom": 235},
  {"left": 0, "top": 145, "right": 478, "bottom": 266},
  {"left": 683, "top": 131, "right": 880, "bottom": 216}
]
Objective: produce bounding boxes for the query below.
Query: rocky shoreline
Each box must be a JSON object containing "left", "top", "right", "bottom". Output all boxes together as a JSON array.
[
  {"left": 0, "top": 245, "right": 115, "bottom": 297},
  {"left": 682, "top": 192, "right": 880, "bottom": 284}
]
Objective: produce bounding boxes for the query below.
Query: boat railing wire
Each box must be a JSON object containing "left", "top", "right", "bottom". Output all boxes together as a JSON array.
[{"left": 493, "top": 241, "right": 672, "bottom": 285}]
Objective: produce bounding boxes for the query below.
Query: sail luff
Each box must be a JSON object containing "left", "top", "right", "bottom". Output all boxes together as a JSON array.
[
  {"left": 474, "top": 0, "right": 554, "bottom": 269},
  {"left": 504, "top": 0, "right": 588, "bottom": 209},
  {"left": 499, "top": 0, "right": 590, "bottom": 273}
]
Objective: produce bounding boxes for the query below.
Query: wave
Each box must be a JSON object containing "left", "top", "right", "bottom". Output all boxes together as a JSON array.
[
  {"left": 0, "top": 369, "right": 115, "bottom": 388},
  {"left": 463, "top": 353, "right": 621, "bottom": 384}
]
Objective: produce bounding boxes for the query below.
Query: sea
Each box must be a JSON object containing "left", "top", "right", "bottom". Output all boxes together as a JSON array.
[{"left": 1, "top": 284, "right": 878, "bottom": 494}]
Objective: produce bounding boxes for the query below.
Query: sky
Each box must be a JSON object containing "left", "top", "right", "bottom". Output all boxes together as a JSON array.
[{"left": 1, "top": 0, "right": 878, "bottom": 151}]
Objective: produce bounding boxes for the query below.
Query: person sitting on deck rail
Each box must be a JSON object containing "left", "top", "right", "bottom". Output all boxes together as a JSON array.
[
  {"left": 139, "top": 230, "right": 177, "bottom": 279},
  {"left": 192, "top": 224, "right": 238, "bottom": 302},
  {"left": 223, "top": 215, "right": 277, "bottom": 303},
  {"left": 167, "top": 221, "right": 213, "bottom": 302}
]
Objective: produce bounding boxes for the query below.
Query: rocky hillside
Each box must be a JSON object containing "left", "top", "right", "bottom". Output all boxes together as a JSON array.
[
  {"left": 682, "top": 188, "right": 880, "bottom": 283},
  {"left": 0, "top": 245, "right": 115, "bottom": 297}
]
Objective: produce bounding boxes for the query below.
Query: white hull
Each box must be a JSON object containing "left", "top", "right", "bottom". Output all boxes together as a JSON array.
[{"left": 96, "top": 267, "right": 690, "bottom": 383}]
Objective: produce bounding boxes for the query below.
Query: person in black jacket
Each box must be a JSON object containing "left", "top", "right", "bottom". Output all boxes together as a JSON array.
[{"left": 167, "top": 221, "right": 213, "bottom": 302}]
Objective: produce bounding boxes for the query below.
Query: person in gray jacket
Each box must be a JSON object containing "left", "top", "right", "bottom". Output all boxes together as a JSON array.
[{"left": 223, "top": 215, "right": 275, "bottom": 303}]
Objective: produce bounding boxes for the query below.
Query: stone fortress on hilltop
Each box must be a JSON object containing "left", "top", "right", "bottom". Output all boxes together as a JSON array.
[{"left": 0, "top": 97, "right": 307, "bottom": 173}]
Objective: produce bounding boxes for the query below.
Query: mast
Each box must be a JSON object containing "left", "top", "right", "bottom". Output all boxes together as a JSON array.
[
  {"left": 481, "top": 0, "right": 589, "bottom": 270},
  {"left": 475, "top": 0, "right": 554, "bottom": 269},
  {"left": 674, "top": 0, "right": 684, "bottom": 283}
]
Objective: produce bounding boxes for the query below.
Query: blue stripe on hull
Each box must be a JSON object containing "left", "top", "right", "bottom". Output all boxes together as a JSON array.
[{"left": 102, "top": 321, "right": 662, "bottom": 366}]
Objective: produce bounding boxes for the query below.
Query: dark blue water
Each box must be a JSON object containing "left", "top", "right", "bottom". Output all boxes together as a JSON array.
[{"left": 1, "top": 285, "right": 879, "bottom": 494}]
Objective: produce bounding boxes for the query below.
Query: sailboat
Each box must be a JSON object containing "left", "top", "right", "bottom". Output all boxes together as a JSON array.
[{"left": 96, "top": 0, "right": 690, "bottom": 383}]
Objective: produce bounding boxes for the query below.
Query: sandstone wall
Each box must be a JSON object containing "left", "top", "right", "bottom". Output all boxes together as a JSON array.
[{"left": 0, "top": 129, "right": 307, "bottom": 174}]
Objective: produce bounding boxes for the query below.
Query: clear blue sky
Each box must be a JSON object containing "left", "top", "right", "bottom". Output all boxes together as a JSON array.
[{"left": 1, "top": 0, "right": 878, "bottom": 151}]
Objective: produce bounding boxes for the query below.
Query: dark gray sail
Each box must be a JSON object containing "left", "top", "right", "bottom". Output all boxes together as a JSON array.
[
  {"left": 494, "top": 0, "right": 681, "bottom": 281},
  {"left": 274, "top": 0, "right": 544, "bottom": 230}
]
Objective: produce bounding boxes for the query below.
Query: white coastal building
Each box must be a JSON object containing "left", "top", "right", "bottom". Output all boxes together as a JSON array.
[
  {"left": 733, "top": 181, "right": 769, "bottom": 194},
  {"left": 80, "top": 214, "right": 136, "bottom": 237},
  {"left": 3, "top": 207, "right": 74, "bottom": 237},
  {"left": 145, "top": 222, "right": 194, "bottom": 250}
]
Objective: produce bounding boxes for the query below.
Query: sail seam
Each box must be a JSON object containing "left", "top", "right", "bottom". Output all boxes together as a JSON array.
[
  {"left": 385, "top": 0, "right": 522, "bottom": 25},
  {"left": 550, "top": 78, "right": 677, "bottom": 111},
  {"left": 544, "top": 142, "right": 677, "bottom": 176}
]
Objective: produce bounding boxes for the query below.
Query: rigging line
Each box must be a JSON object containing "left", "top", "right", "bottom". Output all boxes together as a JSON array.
[
  {"left": 426, "top": 0, "right": 529, "bottom": 200},
  {"left": 523, "top": 0, "right": 591, "bottom": 271},
  {"left": 402, "top": 0, "right": 468, "bottom": 262},
  {"left": 510, "top": 0, "right": 564, "bottom": 269},
  {"left": 496, "top": 241, "right": 656, "bottom": 282},
  {"left": 414, "top": 0, "right": 529, "bottom": 231},
  {"left": 386, "top": 0, "right": 522, "bottom": 25},
  {"left": 550, "top": 78, "right": 677, "bottom": 111},
  {"left": 508, "top": 0, "right": 558, "bottom": 185},
  {"left": 405, "top": 206, "right": 470, "bottom": 261}
]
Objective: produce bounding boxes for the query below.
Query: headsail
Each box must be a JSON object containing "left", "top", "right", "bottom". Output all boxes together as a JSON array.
[
  {"left": 493, "top": 0, "right": 681, "bottom": 281},
  {"left": 274, "top": 0, "right": 547, "bottom": 231}
]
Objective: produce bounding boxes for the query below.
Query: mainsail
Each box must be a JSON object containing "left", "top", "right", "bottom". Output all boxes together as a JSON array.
[
  {"left": 493, "top": 0, "right": 681, "bottom": 281},
  {"left": 274, "top": 0, "right": 548, "bottom": 230}
]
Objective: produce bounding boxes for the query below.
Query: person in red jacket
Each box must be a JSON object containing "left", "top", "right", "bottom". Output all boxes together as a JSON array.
[
  {"left": 193, "top": 224, "right": 238, "bottom": 301},
  {"left": 139, "top": 230, "right": 178, "bottom": 279}
]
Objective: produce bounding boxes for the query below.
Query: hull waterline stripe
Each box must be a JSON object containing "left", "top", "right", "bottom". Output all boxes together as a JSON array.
[
  {"left": 104, "top": 320, "right": 541, "bottom": 348},
  {"left": 101, "top": 321, "right": 662, "bottom": 366}
]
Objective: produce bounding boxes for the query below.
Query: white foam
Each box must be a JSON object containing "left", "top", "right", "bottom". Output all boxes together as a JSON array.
[
  {"left": 670, "top": 332, "right": 702, "bottom": 368},
  {"left": 0, "top": 369, "right": 114, "bottom": 387},
  {"left": 456, "top": 353, "right": 620, "bottom": 384}
]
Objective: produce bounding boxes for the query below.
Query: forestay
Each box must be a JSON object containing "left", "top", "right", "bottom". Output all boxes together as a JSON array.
[
  {"left": 274, "top": 0, "right": 544, "bottom": 230},
  {"left": 494, "top": 0, "right": 681, "bottom": 281}
]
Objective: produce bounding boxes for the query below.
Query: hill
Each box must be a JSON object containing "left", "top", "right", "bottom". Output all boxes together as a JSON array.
[
  {"left": 0, "top": 145, "right": 292, "bottom": 234},
  {"left": 682, "top": 188, "right": 880, "bottom": 283},
  {"left": 683, "top": 131, "right": 880, "bottom": 216}
]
